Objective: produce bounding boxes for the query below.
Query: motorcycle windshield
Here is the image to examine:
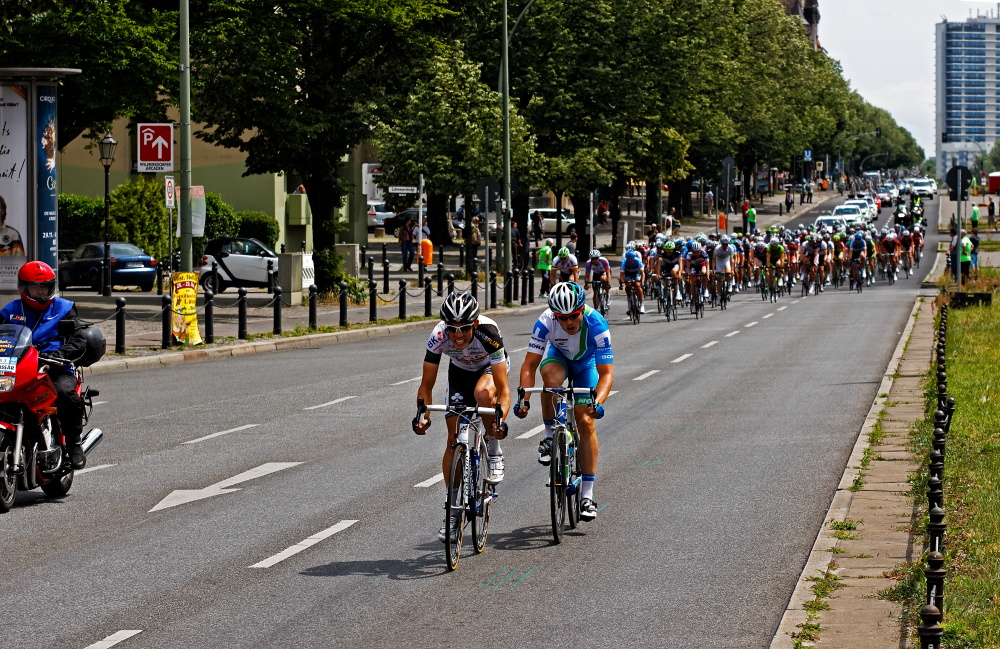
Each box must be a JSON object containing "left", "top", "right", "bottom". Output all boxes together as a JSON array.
[{"left": 0, "top": 324, "right": 33, "bottom": 374}]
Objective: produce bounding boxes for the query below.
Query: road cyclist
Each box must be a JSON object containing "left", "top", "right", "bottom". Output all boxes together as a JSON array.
[
  {"left": 584, "top": 249, "right": 612, "bottom": 315},
  {"left": 618, "top": 243, "right": 646, "bottom": 318},
  {"left": 553, "top": 247, "right": 579, "bottom": 284},
  {"left": 514, "top": 281, "right": 614, "bottom": 523},
  {"left": 711, "top": 235, "right": 737, "bottom": 309},
  {"left": 412, "top": 291, "right": 511, "bottom": 543}
]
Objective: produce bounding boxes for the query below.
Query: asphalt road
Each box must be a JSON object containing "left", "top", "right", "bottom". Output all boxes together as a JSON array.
[{"left": 2, "top": 198, "right": 939, "bottom": 649}]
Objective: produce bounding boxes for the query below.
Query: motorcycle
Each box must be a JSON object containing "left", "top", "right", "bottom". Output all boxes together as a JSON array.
[{"left": 0, "top": 322, "right": 104, "bottom": 512}]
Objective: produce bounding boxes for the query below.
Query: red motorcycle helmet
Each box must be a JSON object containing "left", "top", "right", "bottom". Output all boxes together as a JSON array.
[{"left": 17, "top": 261, "right": 57, "bottom": 310}]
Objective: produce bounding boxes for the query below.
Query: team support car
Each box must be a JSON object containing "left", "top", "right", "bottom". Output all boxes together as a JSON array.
[
  {"left": 199, "top": 236, "right": 278, "bottom": 293},
  {"left": 59, "top": 242, "right": 157, "bottom": 291}
]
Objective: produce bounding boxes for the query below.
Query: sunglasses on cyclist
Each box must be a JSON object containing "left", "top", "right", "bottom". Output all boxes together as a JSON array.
[
  {"left": 445, "top": 323, "right": 475, "bottom": 334},
  {"left": 554, "top": 309, "right": 583, "bottom": 322}
]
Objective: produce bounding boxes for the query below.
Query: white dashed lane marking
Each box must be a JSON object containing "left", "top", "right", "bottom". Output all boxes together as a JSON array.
[
  {"left": 391, "top": 377, "right": 421, "bottom": 386},
  {"left": 671, "top": 354, "right": 692, "bottom": 363},
  {"left": 83, "top": 630, "right": 143, "bottom": 649},
  {"left": 634, "top": 370, "right": 661, "bottom": 381},
  {"left": 250, "top": 520, "right": 359, "bottom": 568},
  {"left": 183, "top": 424, "right": 259, "bottom": 445},
  {"left": 725, "top": 331, "right": 740, "bottom": 338},
  {"left": 303, "top": 396, "right": 357, "bottom": 411},
  {"left": 763, "top": 314, "right": 774, "bottom": 319},
  {"left": 745, "top": 321, "right": 758, "bottom": 328},
  {"left": 701, "top": 341, "right": 719, "bottom": 349},
  {"left": 778, "top": 306, "right": 788, "bottom": 311}
]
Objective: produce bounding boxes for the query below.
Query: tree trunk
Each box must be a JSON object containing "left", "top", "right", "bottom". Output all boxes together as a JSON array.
[
  {"left": 667, "top": 176, "right": 694, "bottom": 219},
  {"left": 427, "top": 193, "right": 449, "bottom": 247},
  {"left": 554, "top": 190, "right": 564, "bottom": 250},
  {"left": 610, "top": 175, "right": 626, "bottom": 250},
  {"left": 305, "top": 174, "right": 340, "bottom": 251},
  {"left": 570, "top": 192, "right": 591, "bottom": 251}
]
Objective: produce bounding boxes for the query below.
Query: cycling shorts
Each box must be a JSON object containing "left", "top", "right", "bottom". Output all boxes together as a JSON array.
[
  {"left": 445, "top": 358, "right": 510, "bottom": 418},
  {"left": 622, "top": 272, "right": 642, "bottom": 282},
  {"left": 539, "top": 346, "right": 597, "bottom": 406}
]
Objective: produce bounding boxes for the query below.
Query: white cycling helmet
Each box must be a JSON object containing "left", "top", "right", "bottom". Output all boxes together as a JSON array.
[
  {"left": 589, "top": 248, "right": 601, "bottom": 259},
  {"left": 547, "top": 282, "right": 586, "bottom": 315},
  {"left": 440, "top": 291, "right": 480, "bottom": 324}
]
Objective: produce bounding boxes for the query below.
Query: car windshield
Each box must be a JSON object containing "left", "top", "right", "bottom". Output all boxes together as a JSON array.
[
  {"left": 834, "top": 206, "right": 861, "bottom": 215},
  {"left": 109, "top": 243, "right": 145, "bottom": 256}
]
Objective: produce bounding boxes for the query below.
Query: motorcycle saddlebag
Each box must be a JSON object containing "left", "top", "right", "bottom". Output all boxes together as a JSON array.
[{"left": 76, "top": 326, "right": 107, "bottom": 367}]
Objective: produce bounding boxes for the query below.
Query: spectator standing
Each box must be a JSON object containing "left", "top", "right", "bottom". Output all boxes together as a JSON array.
[
  {"left": 740, "top": 199, "right": 750, "bottom": 234},
  {"left": 706, "top": 189, "right": 714, "bottom": 212},
  {"left": 398, "top": 216, "right": 415, "bottom": 271},
  {"left": 746, "top": 205, "right": 757, "bottom": 234},
  {"left": 531, "top": 210, "right": 544, "bottom": 243},
  {"left": 806, "top": 183, "right": 813, "bottom": 203},
  {"left": 469, "top": 216, "right": 483, "bottom": 269},
  {"left": 970, "top": 227, "right": 981, "bottom": 279},
  {"left": 784, "top": 189, "right": 794, "bottom": 213},
  {"left": 537, "top": 238, "right": 553, "bottom": 297},
  {"left": 971, "top": 202, "right": 980, "bottom": 231},
  {"left": 960, "top": 229, "right": 973, "bottom": 285},
  {"left": 989, "top": 197, "right": 997, "bottom": 231},
  {"left": 567, "top": 231, "right": 578, "bottom": 257}
]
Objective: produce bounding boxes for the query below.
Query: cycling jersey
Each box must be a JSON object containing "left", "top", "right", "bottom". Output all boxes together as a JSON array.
[
  {"left": 620, "top": 256, "right": 644, "bottom": 274},
  {"left": 659, "top": 251, "right": 682, "bottom": 274},
  {"left": 553, "top": 254, "right": 579, "bottom": 276},
  {"left": 425, "top": 315, "right": 508, "bottom": 371},
  {"left": 883, "top": 240, "right": 897, "bottom": 253},
  {"left": 713, "top": 244, "right": 737, "bottom": 272},
  {"left": 899, "top": 235, "right": 913, "bottom": 250},
  {"left": 528, "top": 306, "right": 613, "bottom": 403},
  {"left": 767, "top": 244, "right": 784, "bottom": 263},
  {"left": 586, "top": 257, "right": 611, "bottom": 277}
]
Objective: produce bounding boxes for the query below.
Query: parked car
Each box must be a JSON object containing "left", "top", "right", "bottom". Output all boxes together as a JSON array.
[
  {"left": 199, "top": 236, "right": 278, "bottom": 293},
  {"left": 527, "top": 208, "right": 578, "bottom": 236},
  {"left": 367, "top": 201, "right": 395, "bottom": 233},
  {"left": 59, "top": 242, "right": 157, "bottom": 291}
]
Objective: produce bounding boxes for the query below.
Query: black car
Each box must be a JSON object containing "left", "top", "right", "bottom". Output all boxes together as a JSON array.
[{"left": 59, "top": 242, "right": 157, "bottom": 291}]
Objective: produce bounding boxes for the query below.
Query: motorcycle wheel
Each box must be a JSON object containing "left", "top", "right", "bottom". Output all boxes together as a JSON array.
[
  {"left": 40, "top": 463, "right": 73, "bottom": 498},
  {"left": 0, "top": 436, "right": 17, "bottom": 512}
]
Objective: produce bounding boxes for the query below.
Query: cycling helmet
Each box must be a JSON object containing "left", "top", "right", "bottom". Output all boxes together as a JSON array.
[
  {"left": 886, "top": 233, "right": 896, "bottom": 241},
  {"left": 664, "top": 241, "right": 676, "bottom": 251},
  {"left": 901, "top": 229, "right": 910, "bottom": 237},
  {"left": 822, "top": 233, "right": 831, "bottom": 242},
  {"left": 439, "top": 291, "right": 480, "bottom": 324},
  {"left": 17, "top": 261, "right": 57, "bottom": 310},
  {"left": 720, "top": 235, "right": 731, "bottom": 246},
  {"left": 655, "top": 234, "right": 666, "bottom": 245},
  {"left": 548, "top": 282, "right": 586, "bottom": 315},
  {"left": 589, "top": 249, "right": 601, "bottom": 260},
  {"left": 557, "top": 247, "right": 570, "bottom": 259},
  {"left": 688, "top": 242, "right": 701, "bottom": 253},
  {"left": 624, "top": 249, "right": 640, "bottom": 261},
  {"left": 626, "top": 241, "right": 636, "bottom": 251},
  {"left": 755, "top": 241, "right": 767, "bottom": 250},
  {"left": 854, "top": 232, "right": 863, "bottom": 240}
]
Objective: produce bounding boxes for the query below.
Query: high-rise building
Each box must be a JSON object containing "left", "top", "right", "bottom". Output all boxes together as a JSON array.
[
  {"left": 779, "top": 0, "right": 820, "bottom": 49},
  {"left": 936, "top": 16, "right": 1000, "bottom": 181}
]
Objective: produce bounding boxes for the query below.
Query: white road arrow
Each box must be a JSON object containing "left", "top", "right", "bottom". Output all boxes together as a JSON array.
[{"left": 149, "top": 462, "right": 302, "bottom": 512}]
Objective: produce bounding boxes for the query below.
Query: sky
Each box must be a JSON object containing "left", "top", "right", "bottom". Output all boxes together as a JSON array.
[{"left": 821, "top": 0, "right": 1000, "bottom": 160}]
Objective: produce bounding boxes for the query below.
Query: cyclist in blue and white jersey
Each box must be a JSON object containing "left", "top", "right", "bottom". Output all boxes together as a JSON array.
[
  {"left": 584, "top": 249, "right": 612, "bottom": 309},
  {"left": 618, "top": 244, "right": 646, "bottom": 314},
  {"left": 514, "top": 282, "right": 614, "bottom": 521}
]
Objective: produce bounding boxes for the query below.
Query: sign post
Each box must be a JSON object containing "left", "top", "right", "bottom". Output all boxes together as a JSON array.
[
  {"left": 165, "top": 175, "right": 175, "bottom": 274},
  {"left": 946, "top": 165, "right": 973, "bottom": 285}
]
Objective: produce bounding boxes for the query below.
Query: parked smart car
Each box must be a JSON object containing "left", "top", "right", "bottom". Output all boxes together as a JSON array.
[
  {"left": 59, "top": 242, "right": 157, "bottom": 291},
  {"left": 199, "top": 236, "right": 278, "bottom": 292}
]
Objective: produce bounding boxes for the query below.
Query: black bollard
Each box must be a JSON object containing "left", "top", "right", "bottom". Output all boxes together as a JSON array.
[
  {"left": 308, "top": 285, "right": 318, "bottom": 330},
  {"left": 281, "top": 243, "right": 286, "bottom": 253},
  {"left": 424, "top": 277, "right": 433, "bottom": 317},
  {"left": 383, "top": 261, "right": 390, "bottom": 294},
  {"left": 511, "top": 270, "right": 519, "bottom": 302},
  {"left": 448, "top": 273, "right": 455, "bottom": 295},
  {"left": 917, "top": 605, "right": 943, "bottom": 649},
  {"left": 521, "top": 269, "right": 529, "bottom": 305},
  {"left": 212, "top": 261, "right": 220, "bottom": 294},
  {"left": 928, "top": 506, "right": 947, "bottom": 554},
  {"left": 418, "top": 255, "right": 425, "bottom": 287},
  {"left": 471, "top": 268, "right": 479, "bottom": 302},
  {"left": 369, "top": 279, "right": 378, "bottom": 322},
  {"left": 929, "top": 448, "right": 944, "bottom": 480},
  {"left": 115, "top": 297, "right": 126, "bottom": 354},
  {"left": 340, "top": 281, "right": 348, "bottom": 327},
  {"left": 506, "top": 271, "right": 513, "bottom": 304},
  {"left": 925, "top": 552, "right": 945, "bottom": 613},
  {"left": 156, "top": 262, "right": 163, "bottom": 295},
  {"left": 237, "top": 288, "right": 248, "bottom": 340},
  {"left": 267, "top": 260, "right": 274, "bottom": 294},
  {"left": 360, "top": 245, "right": 367, "bottom": 265},
  {"left": 161, "top": 294, "right": 172, "bottom": 349},
  {"left": 368, "top": 256, "right": 375, "bottom": 286},
  {"left": 300, "top": 240, "right": 306, "bottom": 253},
  {"left": 437, "top": 262, "right": 444, "bottom": 297},
  {"left": 273, "top": 286, "right": 283, "bottom": 335},
  {"left": 381, "top": 242, "right": 388, "bottom": 266},
  {"left": 459, "top": 245, "right": 465, "bottom": 269},
  {"left": 399, "top": 279, "right": 407, "bottom": 320},
  {"left": 490, "top": 271, "right": 497, "bottom": 309},
  {"left": 927, "top": 476, "right": 943, "bottom": 510},
  {"left": 779, "top": 202, "right": 783, "bottom": 216},
  {"left": 205, "top": 291, "right": 215, "bottom": 344}
]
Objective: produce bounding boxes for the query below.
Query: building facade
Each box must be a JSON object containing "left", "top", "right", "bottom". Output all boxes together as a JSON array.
[
  {"left": 936, "top": 16, "right": 1000, "bottom": 181},
  {"left": 779, "top": 0, "right": 821, "bottom": 49}
]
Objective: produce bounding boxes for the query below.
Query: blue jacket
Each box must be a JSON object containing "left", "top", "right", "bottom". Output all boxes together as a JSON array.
[{"left": 0, "top": 297, "right": 84, "bottom": 370}]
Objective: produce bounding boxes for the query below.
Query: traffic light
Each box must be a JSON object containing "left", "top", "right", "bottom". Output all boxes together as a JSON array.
[{"left": 875, "top": 127, "right": 882, "bottom": 138}]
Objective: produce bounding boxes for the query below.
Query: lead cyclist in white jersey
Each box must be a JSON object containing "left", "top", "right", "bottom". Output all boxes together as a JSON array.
[{"left": 414, "top": 292, "right": 511, "bottom": 542}]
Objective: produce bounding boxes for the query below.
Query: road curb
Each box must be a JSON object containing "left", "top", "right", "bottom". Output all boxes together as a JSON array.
[{"left": 768, "top": 295, "right": 925, "bottom": 648}]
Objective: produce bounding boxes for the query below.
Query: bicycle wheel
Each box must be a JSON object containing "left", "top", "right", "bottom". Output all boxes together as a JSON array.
[
  {"left": 550, "top": 428, "right": 568, "bottom": 543},
  {"left": 445, "top": 444, "right": 467, "bottom": 570},
  {"left": 471, "top": 436, "right": 491, "bottom": 554},
  {"left": 566, "top": 434, "right": 580, "bottom": 529},
  {"left": 655, "top": 282, "right": 663, "bottom": 313}
]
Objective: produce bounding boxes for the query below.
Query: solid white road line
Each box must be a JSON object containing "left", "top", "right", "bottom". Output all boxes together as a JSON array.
[
  {"left": 634, "top": 370, "right": 661, "bottom": 381},
  {"left": 745, "top": 321, "right": 758, "bottom": 328},
  {"left": 792, "top": 299, "right": 801, "bottom": 304},
  {"left": 250, "top": 520, "right": 359, "bottom": 569},
  {"left": 671, "top": 354, "right": 692, "bottom": 363},
  {"left": 725, "top": 331, "right": 741, "bottom": 337},
  {"left": 83, "top": 630, "right": 143, "bottom": 649},
  {"left": 76, "top": 464, "right": 115, "bottom": 476},
  {"left": 391, "top": 376, "right": 421, "bottom": 386},
  {"left": 91, "top": 401, "right": 107, "bottom": 406},
  {"left": 701, "top": 341, "right": 719, "bottom": 349},
  {"left": 415, "top": 474, "right": 445, "bottom": 488},
  {"left": 183, "top": 424, "right": 259, "bottom": 445},
  {"left": 516, "top": 424, "right": 546, "bottom": 440},
  {"left": 778, "top": 306, "right": 788, "bottom": 311},
  {"left": 763, "top": 313, "right": 774, "bottom": 319},
  {"left": 303, "top": 396, "right": 357, "bottom": 410}
]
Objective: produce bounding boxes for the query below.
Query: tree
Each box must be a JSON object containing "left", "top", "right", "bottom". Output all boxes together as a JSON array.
[
  {"left": 371, "top": 47, "right": 541, "bottom": 245},
  {"left": 191, "top": 0, "right": 448, "bottom": 251},
  {"left": 0, "top": 0, "right": 176, "bottom": 147},
  {"left": 107, "top": 177, "right": 169, "bottom": 260}
]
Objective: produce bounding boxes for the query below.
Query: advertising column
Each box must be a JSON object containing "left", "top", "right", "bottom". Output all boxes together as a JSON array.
[
  {"left": 0, "top": 85, "right": 28, "bottom": 289},
  {"left": 35, "top": 84, "right": 58, "bottom": 270}
]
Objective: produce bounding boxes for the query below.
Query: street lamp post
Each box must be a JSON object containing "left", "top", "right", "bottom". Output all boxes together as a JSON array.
[{"left": 98, "top": 133, "right": 118, "bottom": 297}]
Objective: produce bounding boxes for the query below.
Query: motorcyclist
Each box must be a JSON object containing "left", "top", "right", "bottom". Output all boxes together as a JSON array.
[{"left": 0, "top": 261, "right": 88, "bottom": 469}]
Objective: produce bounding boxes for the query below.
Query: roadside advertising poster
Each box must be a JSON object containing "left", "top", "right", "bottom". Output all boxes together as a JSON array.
[
  {"left": 36, "top": 85, "right": 58, "bottom": 271},
  {"left": 177, "top": 185, "right": 206, "bottom": 237},
  {"left": 171, "top": 272, "right": 203, "bottom": 345},
  {"left": 0, "top": 85, "right": 29, "bottom": 289}
]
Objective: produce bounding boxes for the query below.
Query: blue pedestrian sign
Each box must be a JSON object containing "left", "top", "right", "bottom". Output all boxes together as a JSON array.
[{"left": 803, "top": 149, "right": 813, "bottom": 162}]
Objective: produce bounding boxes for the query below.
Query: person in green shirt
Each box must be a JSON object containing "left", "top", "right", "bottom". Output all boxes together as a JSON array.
[
  {"left": 537, "top": 238, "right": 554, "bottom": 297},
  {"left": 960, "top": 229, "right": 973, "bottom": 285},
  {"left": 971, "top": 203, "right": 980, "bottom": 230},
  {"left": 747, "top": 206, "right": 757, "bottom": 234}
]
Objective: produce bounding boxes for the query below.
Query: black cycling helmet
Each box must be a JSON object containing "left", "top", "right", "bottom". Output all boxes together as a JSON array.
[{"left": 439, "top": 291, "right": 480, "bottom": 324}]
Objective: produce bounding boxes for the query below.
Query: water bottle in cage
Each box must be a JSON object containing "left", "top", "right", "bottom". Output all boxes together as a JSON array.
[{"left": 457, "top": 424, "right": 469, "bottom": 445}]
